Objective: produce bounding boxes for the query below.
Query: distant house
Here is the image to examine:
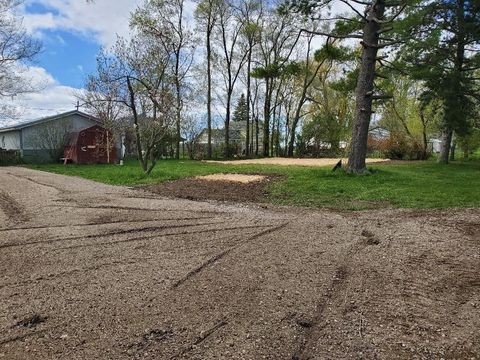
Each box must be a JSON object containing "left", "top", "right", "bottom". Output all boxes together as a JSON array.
[
  {"left": 197, "top": 120, "right": 264, "bottom": 155},
  {"left": 429, "top": 138, "right": 442, "bottom": 153},
  {"left": 0, "top": 110, "right": 106, "bottom": 162},
  {"left": 369, "top": 126, "right": 390, "bottom": 140}
]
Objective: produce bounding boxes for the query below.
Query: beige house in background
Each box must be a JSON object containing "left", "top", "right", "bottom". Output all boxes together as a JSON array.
[{"left": 197, "top": 120, "right": 264, "bottom": 154}]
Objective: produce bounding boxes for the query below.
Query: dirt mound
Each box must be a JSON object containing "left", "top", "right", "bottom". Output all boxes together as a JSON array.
[
  {"left": 195, "top": 173, "right": 266, "bottom": 183},
  {"left": 144, "top": 175, "right": 281, "bottom": 203}
]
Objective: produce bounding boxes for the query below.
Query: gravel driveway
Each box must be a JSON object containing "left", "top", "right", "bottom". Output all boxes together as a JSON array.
[{"left": 0, "top": 167, "right": 478, "bottom": 359}]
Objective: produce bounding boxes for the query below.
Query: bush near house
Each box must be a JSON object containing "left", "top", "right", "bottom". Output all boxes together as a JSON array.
[
  {"left": 368, "top": 134, "right": 429, "bottom": 160},
  {"left": 0, "top": 149, "right": 21, "bottom": 166}
]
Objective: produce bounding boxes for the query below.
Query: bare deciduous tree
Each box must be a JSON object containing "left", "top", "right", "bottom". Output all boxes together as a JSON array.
[
  {"left": 132, "top": 0, "right": 196, "bottom": 159},
  {"left": 0, "top": 0, "right": 42, "bottom": 120},
  {"left": 87, "top": 35, "right": 176, "bottom": 174}
]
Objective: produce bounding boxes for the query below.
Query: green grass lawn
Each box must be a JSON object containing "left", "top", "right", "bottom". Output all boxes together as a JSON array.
[{"left": 28, "top": 159, "right": 480, "bottom": 210}]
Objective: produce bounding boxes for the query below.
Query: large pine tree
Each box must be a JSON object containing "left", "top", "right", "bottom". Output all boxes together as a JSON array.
[
  {"left": 232, "top": 93, "right": 249, "bottom": 123},
  {"left": 284, "top": 0, "right": 415, "bottom": 173},
  {"left": 396, "top": 0, "right": 480, "bottom": 163}
]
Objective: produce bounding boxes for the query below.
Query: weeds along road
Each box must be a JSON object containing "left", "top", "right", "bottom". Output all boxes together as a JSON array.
[{"left": 0, "top": 167, "right": 479, "bottom": 359}]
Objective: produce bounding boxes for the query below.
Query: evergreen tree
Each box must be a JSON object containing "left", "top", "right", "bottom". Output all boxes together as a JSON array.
[
  {"left": 283, "top": 0, "right": 416, "bottom": 173},
  {"left": 396, "top": 0, "right": 480, "bottom": 163},
  {"left": 233, "top": 93, "right": 249, "bottom": 123}
]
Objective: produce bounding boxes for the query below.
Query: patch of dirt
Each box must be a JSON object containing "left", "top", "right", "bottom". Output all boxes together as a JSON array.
[
  {"left": 143, "top": 174, "right": 283, "bottom": 203},
  {"left": 195, "top": 173, "right": 266, "bottom": 183},
  {"left": 205, "top": 157, "right": 390, "bottom": 167}
]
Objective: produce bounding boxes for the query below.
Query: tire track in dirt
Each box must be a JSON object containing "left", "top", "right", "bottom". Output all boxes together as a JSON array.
[
  {"left": 291, "top": 265, "right": 351, "bottom": 360},
  {"left": 169, "top": 320, "right": 228, "bottom": 359},
  {"left": 0, "top": 230, "right": 262, "bottom": 291},
  {"left": 0, "top": 259, "right": 139, "bottom": 290},
  {"left": 0, "top": 220, "right": 227, "bottom": 249},
  {"left": 0, "top": 216, "right": 214, "bottom": 232},
  {"left": 5, "top": 172, "right": 62, "bottom": 192},
  {"left": 172, "top": 223, "right": 288, "bottom": 288},
  {"left": 54, "top": 223, "right": 276, "bottom": 252},
  {"left": 0, "top": 190, "right": 29, "bottom": 224},
  {"left": 118, "top": 223, "right": 289, "bottom": 359},
  {"left": 291, "top": 235, "right": 373, "bottom": 360},
  {"left": 0, "top": 330, "right": 47, "bottom": 346},
  {"left": 49, "top": 204, "right": 224, "bottom": 215}
]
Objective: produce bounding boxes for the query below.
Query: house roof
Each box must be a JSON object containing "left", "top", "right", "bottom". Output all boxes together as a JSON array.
[{"left": 0, "top": 110, "right": 101, "bottom": 134}]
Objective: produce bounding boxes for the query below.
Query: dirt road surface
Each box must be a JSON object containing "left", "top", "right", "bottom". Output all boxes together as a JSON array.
[{"left": 0, "top": 167, "right": 479, "bottom": 360}]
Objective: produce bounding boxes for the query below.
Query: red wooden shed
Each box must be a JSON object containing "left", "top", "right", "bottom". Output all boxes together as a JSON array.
[{"left": 63, "top": 125, "right": 116, "bottom": 164}]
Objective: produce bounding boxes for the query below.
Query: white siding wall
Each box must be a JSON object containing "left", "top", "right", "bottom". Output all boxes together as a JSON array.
[{"left": 0, "top": 131, "right": 21, "bottom": 150}]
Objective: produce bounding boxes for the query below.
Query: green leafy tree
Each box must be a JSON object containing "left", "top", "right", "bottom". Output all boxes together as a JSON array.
[
  {"left": 302, "top": 65, "right": 354, "bottom": 156},
  {"left": 396, "top": 0, "right": 480, "bottom": 163},
  {"left": 251, "top": 5, "right": 299, "bottom": 157},
  {"left": 379, "top": 77, "right": 442, "bottom": 159},
  {"left": 283, "top": 0, "right": 415, "bottom": 173},
  {"left": 131, "top": 0, "right": 195, "bottom": 160}
]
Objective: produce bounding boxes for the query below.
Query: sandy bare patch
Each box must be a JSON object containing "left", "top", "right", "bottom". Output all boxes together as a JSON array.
[
  {"left": 195, "top": 173, "right": 266, "bottom": 183},
  {"left": 205, "top": 157, "right": 390, "bottom": 167}
]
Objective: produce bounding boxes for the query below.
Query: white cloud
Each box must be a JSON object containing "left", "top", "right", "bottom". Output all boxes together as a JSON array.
[
  {"left": 21, "top": 0, "right": 198, "bottom": 48},
  {"left": 22, "top": 0, "right": 140, "bottom": 48},
  {"left": 1, "top": 66, "right": 82, "bottom": 123}
]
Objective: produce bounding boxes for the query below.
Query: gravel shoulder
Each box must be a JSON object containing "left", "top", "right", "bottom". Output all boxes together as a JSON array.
[{"left": 0, "top": 167, "right": 479, "bottom": 360}]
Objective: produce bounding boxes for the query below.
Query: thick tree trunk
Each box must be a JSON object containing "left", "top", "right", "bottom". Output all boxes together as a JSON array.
[
  {"left": 438, "top": 129, "right": 453, "bottom": 164},
  {"left": 288, "top": 102, "right": 304, "bottom": 157},
  {"left": 207, "top": 26, "right": 213, "bottom": 159},
  {"left": 347, "top": 0, "right": 386, "bottom": 174}
]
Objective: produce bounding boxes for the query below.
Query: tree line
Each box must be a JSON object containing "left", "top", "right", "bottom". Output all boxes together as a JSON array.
[{"left": 1, "top": 0, "right": 479, "bottom": 174}]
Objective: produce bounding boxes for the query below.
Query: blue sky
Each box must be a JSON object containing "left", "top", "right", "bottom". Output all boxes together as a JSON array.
[
  {"left": 36, "top": 29, "right": 99, "bottom": 88},
  {"left": 24, "top": 1, "right": 98, "bottom": 90},
  {"left": 7, "top": 0, "right": 138, "bottom": 120}
]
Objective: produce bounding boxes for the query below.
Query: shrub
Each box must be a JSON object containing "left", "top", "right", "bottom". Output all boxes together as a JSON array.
[{"left": 368, "top": 134, "right": 430, "bottom": 160}]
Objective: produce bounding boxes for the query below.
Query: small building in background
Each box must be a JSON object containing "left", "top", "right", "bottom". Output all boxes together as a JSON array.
[
  {"left": 196, "top": 120, "right": 264, "bottom": 156},
  {"left": 0, "top": 110, "right": 103, "bottom": 163},
  {"left": 429, "top": 138, "right": 442, "bottom": 153},
  {"left": 63, "top": 125, "right": 117, "bottom": 164}
]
